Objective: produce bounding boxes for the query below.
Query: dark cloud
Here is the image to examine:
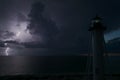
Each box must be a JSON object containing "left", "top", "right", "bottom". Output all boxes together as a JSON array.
[
  {"left": 17, "top": 12, "right": 27, "bottom": 23},
  {"left": 0, "top": 0, "right": 119, "bottom": 52},
  {"left": 26, "top": 1, "right": 93, "bottom": 49},
  {"left": 27, "top": 2, "right": 59, "bottom": 46},
  {"left": 43, "top": 0, "right": 94, "bottom": 49}
]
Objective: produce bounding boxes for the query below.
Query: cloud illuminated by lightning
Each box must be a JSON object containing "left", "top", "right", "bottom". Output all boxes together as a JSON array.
[
  {"left": 16, "top": 32, "right": 21, "bottom": 37},
  {"left": 2, "top": 12, "right": 44, "bottom": 56}
]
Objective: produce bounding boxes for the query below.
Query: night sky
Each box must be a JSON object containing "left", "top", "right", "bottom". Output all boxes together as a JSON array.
[
  {"left": 0, "top": 0, "right": 120, "bottom": 55},
  {"left": 0, "top": 0, "right": 120, "bottom": 76}
]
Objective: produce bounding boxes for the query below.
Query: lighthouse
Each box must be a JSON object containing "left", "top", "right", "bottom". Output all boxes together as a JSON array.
[{"left": 89, "top": 16, "right": 106, "bottom": 80}]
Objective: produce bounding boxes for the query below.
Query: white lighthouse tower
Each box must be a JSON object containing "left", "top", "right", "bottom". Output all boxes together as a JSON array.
[{"left": 89, "top": 16, "right": 106, "bottom": 80}]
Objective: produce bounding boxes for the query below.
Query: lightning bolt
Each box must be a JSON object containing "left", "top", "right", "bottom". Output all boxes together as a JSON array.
[
  {"left": 5, "top": 47, "right": 10, "bottom": 56},
  {"left": 4, "top": 43, "right": 10, "bottom": 56}
]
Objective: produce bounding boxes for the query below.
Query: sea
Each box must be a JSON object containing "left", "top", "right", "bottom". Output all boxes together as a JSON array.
[{"left": 0, "top": 47, "right": 120, "bottom": 76}]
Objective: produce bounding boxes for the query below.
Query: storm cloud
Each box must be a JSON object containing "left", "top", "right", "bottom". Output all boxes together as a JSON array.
[
  {"left": 0, "top": 0, "right": 119, "bottom": 52},
  {"left": 27, "top": 2, "right": 59, "bottom": 47}
]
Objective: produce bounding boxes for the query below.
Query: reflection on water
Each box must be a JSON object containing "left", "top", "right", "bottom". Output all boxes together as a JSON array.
[
  {"left": 0, "top": 56, "right": 87, "bottom": 76},
  {"left": 0, "top": 56, "right": 120, "bottom": 76}
]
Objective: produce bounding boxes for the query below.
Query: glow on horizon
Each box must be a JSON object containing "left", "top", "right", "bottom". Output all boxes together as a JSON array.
[{"left": 104, "top": 28, "right": 120, "bottom": 43}]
